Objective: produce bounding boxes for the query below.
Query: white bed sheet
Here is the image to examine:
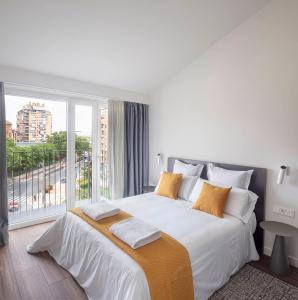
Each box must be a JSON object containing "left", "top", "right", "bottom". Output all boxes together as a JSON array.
[{"left": 27, "top": 193, "right": 259, "bottom": 300}]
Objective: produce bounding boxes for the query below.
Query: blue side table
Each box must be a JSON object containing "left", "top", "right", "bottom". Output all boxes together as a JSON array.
[{"left": 260, "top": 221, "right": 298, "bottom": 275}]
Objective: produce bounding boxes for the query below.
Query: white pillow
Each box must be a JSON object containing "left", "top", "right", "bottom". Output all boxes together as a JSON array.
[
  {"left": 242, "top": 191, "right": 258, "bottom": 223},
  {"left": 207, "top": 163, "right": 253, "bottom": 190},
  {"left": 155, "top": 172, "right": 197, "bottom": 200},
  {"left": 178, "top": 176, "right": 198, "bottom": 200},
  {"left": 189, "top": 178, "right": 205, "bottom": 203},
  {"left": 154, "top": 172, "right": 163, "bottom": 192},
  {"left": 224, "top": 188, "right": 249, "bottom": 221},
  {"left": 173, "top": 160, "right": 204, "bottom": 177},
  {"left": 189, "top": 178, "right": 258, "bottom": 223}
]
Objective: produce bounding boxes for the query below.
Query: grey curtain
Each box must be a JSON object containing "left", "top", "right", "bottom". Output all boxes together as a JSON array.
[
  {"left": 0, "top": 82, "right": 8, "bottom": 246},
  {"left": 124, "top": 102, "right": 149, "bottom": 197}
]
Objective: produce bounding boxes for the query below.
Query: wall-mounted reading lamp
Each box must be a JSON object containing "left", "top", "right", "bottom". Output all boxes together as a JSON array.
[
  {"left": 157, "top": 153, "right": 163, "bottom": 166},
  {"left": 277, "top": 165, "right": 288, "bottom": 184}
]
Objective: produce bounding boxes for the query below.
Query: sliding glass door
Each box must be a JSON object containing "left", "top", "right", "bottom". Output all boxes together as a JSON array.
[
  {"left": 6, "top": 91, "right": 108, "bottom": 228},
  {"left": 5, "top": 94, "right": 68, "bottom": 225},
  {"left": 74, "top": 104, "right": 93, "bottom": 206},
  {"left": 67, "top": 101, "right": 109, "bottom": 209}
]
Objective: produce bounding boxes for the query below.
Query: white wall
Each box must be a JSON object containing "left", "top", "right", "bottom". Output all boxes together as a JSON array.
[
  {"left": 149, "top": 0, "right": 298, "bottom": 265},
  {"left": 0, "top": 65, "right": 148, "bottom": 103}
]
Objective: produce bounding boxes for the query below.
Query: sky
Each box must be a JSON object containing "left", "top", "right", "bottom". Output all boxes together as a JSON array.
[{"left": 5, "top": 95, "right": 92, "bottom": 136}]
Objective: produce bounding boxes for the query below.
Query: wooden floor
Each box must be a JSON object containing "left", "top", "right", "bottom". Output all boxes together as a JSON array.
[
  {"left": 250, "top": 254, "right": 298, "bottom": 288},
  {"left": 0, "top": 222, "right": 87, "bottom": 300},
  {"left": 1, "top": 223, "right": 298, "bottom": 300}
]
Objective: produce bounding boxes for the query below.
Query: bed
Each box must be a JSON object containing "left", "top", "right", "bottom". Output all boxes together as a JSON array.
[{"left": 27, "top": 158, "right": 267, "bottom": 300}]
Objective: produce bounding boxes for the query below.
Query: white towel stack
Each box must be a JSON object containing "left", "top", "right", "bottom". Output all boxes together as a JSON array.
[
  {"left": 81, "top": 201, "right": 120, "bottom": 221},
  {"left": 109, "top": 217, "right": 161, "bottom": 249}
]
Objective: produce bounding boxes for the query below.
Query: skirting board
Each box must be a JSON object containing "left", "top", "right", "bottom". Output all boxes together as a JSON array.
[{"left": 264, "top": 246, "right": 298, "bottom": 268}]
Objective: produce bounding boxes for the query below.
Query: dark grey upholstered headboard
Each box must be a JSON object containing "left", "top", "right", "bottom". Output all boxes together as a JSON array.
[{"left": 167, "top": 157, "right": 267, "bottom": 255}]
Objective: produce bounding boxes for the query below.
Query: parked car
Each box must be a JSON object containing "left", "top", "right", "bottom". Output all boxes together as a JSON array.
[{"left": 8, "top": 200, "right": 19, "bottom": 212}]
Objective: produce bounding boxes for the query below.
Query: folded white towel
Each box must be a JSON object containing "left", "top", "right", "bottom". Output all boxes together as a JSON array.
[
  {"left": 81, "top": 201, "right": 120, "bottom": 221},
  {"left": 109, "top": 217, "right": 161, "bottom": 249}
]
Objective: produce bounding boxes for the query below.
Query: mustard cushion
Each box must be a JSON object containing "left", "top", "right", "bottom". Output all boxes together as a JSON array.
[
  {"left": 192, "top": 182, "right": 231, "bottom": 218},
  {"left": 156, "top": 172, "right": 183, "bottom": 199}
]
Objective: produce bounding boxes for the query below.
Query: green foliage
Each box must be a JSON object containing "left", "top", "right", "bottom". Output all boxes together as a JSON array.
[
  {"left": 6, "top": 137, "right": 15, "bottom": 148},
  {"left": 77, "top": 176, "right": 90, "bottom": 200},
  {"left": 47, "top": 131, "right": 90, "bottom": 155},
  {"left": 47, "top": 131, "right": 67, "bottom": 155},
  {"left": 6, "top": 138, "right": 16, "bottom": 174},
  {"left": 75, "top": 136, "right": 90, "bottom": 155},
  {"left": 77, "top": 164, "right": 92, "bottom": 200},
  {"left": 6, "top": 140, "right": 57, "bottom": 175},
  {"left": 6, "top": 131, "right": 90, "bottom": 175}
]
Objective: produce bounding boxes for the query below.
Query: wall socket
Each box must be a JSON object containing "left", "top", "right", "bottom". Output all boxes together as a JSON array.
[{"left": 273, "top": 204, "right": 295, "bottom": 218}]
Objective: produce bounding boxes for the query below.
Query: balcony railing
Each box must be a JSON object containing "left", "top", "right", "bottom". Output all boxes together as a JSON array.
[{"left": 7, "top": 150, "right": 109, "bottom": 224}]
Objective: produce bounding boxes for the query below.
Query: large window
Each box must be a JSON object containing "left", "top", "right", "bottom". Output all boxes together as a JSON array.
[
  {"left": 75, "top": 104, "right": 93, "bottom": 206},
  {"left": 5, "top": 90, "right": 108, "bottom": 228},
  {"left": 5, "top": 95, "right": 67, "bottom": 224}
]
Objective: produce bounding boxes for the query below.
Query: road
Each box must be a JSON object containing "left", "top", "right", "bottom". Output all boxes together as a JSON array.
[
  {"left": 7, "top": 159, "right": 92, "bottom": 213},
  {"left": 8, "top": 159, "right": 92, "bottom": 197},
  {"left": 8, "top": 167, "right": 66, "bottom": 200}
]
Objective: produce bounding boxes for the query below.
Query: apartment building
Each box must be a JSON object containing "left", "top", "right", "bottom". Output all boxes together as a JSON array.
[
  {"left": 16, "top": 102, "right": 52, "bottom": 143},
  {"left": 100, "top": 108, "right": 108, "bottom": 164},
  {"left": 5, "top": 121, "right": 13, "bottom": 139}
]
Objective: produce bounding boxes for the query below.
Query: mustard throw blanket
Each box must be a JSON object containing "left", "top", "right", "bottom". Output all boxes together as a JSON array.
[{"left": 70, "top": 208, "right": 194, "bottom": 300}]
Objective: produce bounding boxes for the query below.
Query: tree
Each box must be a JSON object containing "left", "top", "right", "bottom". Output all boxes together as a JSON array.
[
  {"left": 6, "top": 138, "right": 16, "bottom": 174},
  {"left": 47, "top": 131, "right": 67, "bottom": 157},
  {"left": 6, "top": 138, "right": 57, "bottom": 175},
  {"left": 6, "top": 137, "right": 15, "bottom": 149},
  {"left": 47, "top": 131, "right": 90, "bottom": 155},
  {"left": 75, "top": 136, "right": 90, "bottom": 155},
  {"left": 6, "top": 131, "right": 91, "bottom": 176},
  {"left": 30, "top": 143, "right": 56, "bottom": 166}
]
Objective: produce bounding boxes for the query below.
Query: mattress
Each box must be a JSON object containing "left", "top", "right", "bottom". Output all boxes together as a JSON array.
[{"left": 27, "top": 193, "right": 259, "bottom": 300}]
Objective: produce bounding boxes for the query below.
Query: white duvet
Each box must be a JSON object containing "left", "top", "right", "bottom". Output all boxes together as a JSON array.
[{"left": 27, "top": 193, "right": 259, "bottom": 300}]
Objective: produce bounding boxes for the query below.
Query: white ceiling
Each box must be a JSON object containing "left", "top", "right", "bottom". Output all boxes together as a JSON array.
[{"left": 0, "top": 0, "right": 270, "bottom": 94}]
